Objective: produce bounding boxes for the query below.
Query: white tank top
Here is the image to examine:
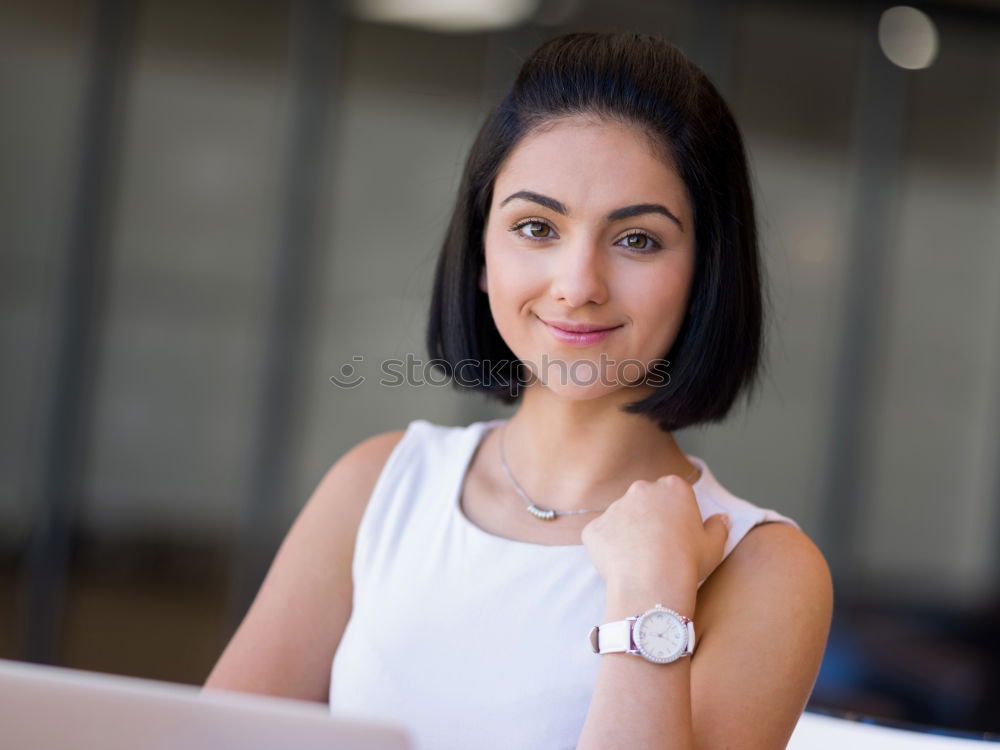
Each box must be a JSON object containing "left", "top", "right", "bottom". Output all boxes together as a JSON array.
[{"left": 328, "top": 418, "right": 798, "bottom": 750}]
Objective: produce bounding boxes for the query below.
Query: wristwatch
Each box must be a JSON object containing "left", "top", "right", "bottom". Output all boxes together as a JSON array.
[{"left": 589, "top": 603, "right": 695, "bottom": 664}]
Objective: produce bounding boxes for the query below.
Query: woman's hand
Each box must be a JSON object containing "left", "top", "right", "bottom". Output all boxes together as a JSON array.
[{"left": 580, "top": 475, "right": 730, "bottom": 604}]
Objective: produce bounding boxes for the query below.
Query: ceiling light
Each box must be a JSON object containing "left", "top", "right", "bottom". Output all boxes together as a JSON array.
[
  {"left": 352, "top": 0, "right": 540, "bottom": 33},
  {"left": 878, "top": 6, "right": 939, "bottom": 70}
]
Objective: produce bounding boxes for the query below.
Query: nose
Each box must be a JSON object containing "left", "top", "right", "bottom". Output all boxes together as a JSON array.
[{"left": 548, "top": 236, "right": 609, "bottom": 308}]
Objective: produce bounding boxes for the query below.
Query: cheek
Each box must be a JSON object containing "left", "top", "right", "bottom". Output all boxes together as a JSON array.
[
  {"left": 481, "top": 226, "right": 509, "bottom": 291},
  {"left": 626, "top": 268, "right": 684, "bottom": 308},
  {"left": 628, "top": 266, "right": 694, "bottom": 342},
  {"left": 486, "top": 266, "right": 533, "bottom": 326},
  {"left": 483, "top": 231, "right": 540, "bottom": 299}
]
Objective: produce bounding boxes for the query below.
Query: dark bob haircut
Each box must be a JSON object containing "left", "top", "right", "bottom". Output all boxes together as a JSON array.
[{"left": 426, "top": 32, "right": 766, "bottom": 433}]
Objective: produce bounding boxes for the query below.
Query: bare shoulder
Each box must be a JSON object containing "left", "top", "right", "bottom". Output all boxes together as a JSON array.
[
  {"left": 203, "top": 427, "right": 407, "bottom": 703},
  {"left": 699, "top": 521, "right": 833, "bottom": 634},
  {"left": 725, "top": 522, "right": 831, "bottom": 598},
  {"left": 314, "top": 428, "right": 409, "bottom": 518},
  {"left": 328, "top": 427, "right": 409, "bottom": 483},
  {"left": 263, "top": 426, "right": 409, "bottom": 576}
]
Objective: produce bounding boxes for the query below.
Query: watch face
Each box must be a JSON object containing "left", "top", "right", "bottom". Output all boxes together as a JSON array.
[{"left": 634, "top": 608, "right": 688, "bottom": 664}]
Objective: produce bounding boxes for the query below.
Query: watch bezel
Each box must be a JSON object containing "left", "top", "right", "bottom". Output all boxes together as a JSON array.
[{"left": 632, "top": 605, "right": 689, "bottom": 664}]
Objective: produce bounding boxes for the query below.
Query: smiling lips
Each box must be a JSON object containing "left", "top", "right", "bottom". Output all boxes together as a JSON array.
[{"left": 540, "top": 317, "right": 622, "bottom": 346}]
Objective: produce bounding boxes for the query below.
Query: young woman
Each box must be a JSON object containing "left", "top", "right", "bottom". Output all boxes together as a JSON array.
[{"left": 205, "top": 32, "right": 833, "bottom": 750}]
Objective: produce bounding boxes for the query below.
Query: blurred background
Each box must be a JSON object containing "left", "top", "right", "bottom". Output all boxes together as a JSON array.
[{"left": 1, "top": 0, "right": 999, "bottom": 736}]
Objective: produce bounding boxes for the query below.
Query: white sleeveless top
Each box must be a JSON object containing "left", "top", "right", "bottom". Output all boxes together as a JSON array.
[{"left": 328, "top": 418, "right": 798, "bottom": 750}]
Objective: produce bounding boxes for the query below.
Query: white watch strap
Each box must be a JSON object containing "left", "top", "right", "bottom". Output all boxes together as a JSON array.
[{"left": 593, "top": 618, "right": 634, "bottom": 653}]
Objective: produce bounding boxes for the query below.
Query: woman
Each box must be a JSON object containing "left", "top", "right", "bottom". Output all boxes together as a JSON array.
[{"left": 205, "top": 32, "right": 833, "bottom": 749}]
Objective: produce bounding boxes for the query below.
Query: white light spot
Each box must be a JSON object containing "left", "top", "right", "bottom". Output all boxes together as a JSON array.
[
  {"left": 353, "top": 0, "right": 540, "bottom": 32},
  {"left": 878, "top": 6, "right": 939, "bottom": 70}
]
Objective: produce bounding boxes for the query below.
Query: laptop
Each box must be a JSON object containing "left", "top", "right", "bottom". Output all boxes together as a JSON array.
[{"left": 0, "top": 658, "right": 413, "bottom": 750}]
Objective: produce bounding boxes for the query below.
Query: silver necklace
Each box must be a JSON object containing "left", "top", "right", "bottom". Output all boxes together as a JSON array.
[{"left": 497, "top": 421, "right": 701, "bottom": 521}]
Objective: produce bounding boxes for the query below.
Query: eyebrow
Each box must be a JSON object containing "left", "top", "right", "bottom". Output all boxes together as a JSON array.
[{"left": 499, "top": 190, "right": 684, "bottom": 231}]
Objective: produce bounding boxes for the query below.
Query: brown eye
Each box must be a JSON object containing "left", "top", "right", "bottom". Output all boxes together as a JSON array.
[
  {"left": 615, "top": 230, "right": 661, "bottom": 253},
  {"left": 527, "top": 221, "right": 550, "bottom": 238},
  {"left": 507, "top": 218, "right": 560, "bottom": 242}
]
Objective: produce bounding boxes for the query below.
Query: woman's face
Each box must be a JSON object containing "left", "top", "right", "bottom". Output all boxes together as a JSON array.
[{"left": 480, "top": 115, "right": 696, "bottom": 399}]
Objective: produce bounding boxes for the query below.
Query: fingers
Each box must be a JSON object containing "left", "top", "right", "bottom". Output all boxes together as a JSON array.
[
  {"left": 705, "top": 512, "right": 731, "bottom": 555},
  {"left": 651, "top": 473, "right": 697, "bottom": 496}
]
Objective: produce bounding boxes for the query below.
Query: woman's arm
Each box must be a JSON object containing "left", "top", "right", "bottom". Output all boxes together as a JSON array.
[
  {"left": 576, "top": 568, "right": 701, "bottom": 749},
  {"left": 578, "top": 498, "right": 832, "bottom": 749},
  {"left": 202, "top": 429, "right": 405, "bottom": 703},
  {"left": 690, "top": 523, "right": 832, "bottom": 748}
]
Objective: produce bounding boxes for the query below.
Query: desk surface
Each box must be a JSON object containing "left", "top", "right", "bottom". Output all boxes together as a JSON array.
[{"left": 789, "top": 710, "right": 1000, "bottom": 748}]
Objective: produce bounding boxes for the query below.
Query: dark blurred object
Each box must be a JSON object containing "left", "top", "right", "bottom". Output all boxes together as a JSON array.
[
  {"left": 811, "top": 598, "right": 1000, "bottom": 734},
  {"left": 1, "top": 528, "right": 228, "bottom": 685}
]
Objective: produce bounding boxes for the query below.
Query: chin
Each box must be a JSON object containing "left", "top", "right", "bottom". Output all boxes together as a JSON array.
[{"left": 529, "top": 364, "right": 621, "bottom": 400}]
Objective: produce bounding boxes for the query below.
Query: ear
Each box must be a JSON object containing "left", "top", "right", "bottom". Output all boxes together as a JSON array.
[{"left": 478, "top": 265, "right": 488, "bottom": 293}]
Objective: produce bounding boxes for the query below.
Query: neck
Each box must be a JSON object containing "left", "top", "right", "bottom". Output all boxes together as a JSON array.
[{"left": 496, "top": 383, "right": 698, "bottom": 513}]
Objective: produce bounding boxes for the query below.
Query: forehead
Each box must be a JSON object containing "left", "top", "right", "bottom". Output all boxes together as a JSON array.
[{"left": 492, "top": 116, "right": 690, "bottom": 219}]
